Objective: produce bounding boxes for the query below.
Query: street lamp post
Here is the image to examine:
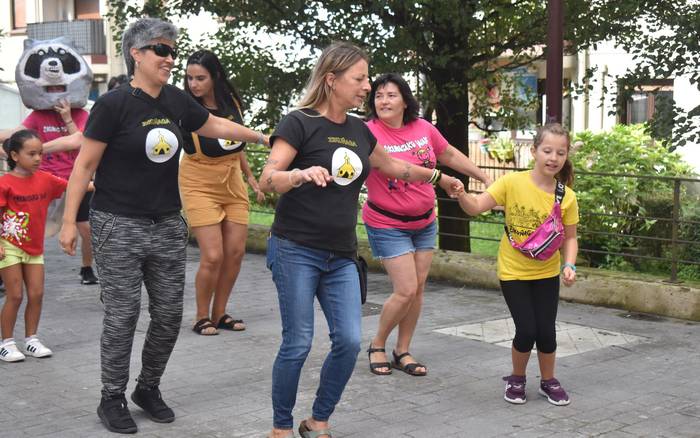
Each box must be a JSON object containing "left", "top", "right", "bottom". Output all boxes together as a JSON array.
[{"left": 545, "top": 0, "right": 563, "bottom": 124}]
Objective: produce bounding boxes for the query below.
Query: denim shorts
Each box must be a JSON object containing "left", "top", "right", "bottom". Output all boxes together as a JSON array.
[{"left": 365, "top": 220, "right": 437, "bottom": 260}]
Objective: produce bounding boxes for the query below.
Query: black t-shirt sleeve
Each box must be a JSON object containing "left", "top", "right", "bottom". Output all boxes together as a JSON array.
[
  {"left": 84, "top": 92, "right": 120, "bottom": 143},
  {"left": 180, "top": 91, "right": 209, "bottom": 132},
  {"left": 363, "top": 122, "right": 377, "bottom": 154},
  {"left": 270, "top": 112, "right": 305, "bottom": 150}
]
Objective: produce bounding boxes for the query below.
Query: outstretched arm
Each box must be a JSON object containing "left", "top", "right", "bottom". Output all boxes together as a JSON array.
[
  {"left": 43, "top": 131, "right": 83, "bottom": 154},
  {"left": 259, "top": 138, "right": 332, "bottom": 194},
  {"left": 196, "top": 114, "right": 269, "bottom": 147},
  {"left": 437, "top": 145, "right": 493, "bottom": 186},
  {"left": 456, "top": 191, "right": 498, "bottom": 216},
  {"left": 369, "top": 144, "right": 464, "bottom": 197},
  {"left": 240, "top": 151, "right": 264, "bottom": 203}
]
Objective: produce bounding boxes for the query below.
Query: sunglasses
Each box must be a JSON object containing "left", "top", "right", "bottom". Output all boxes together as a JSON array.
[{"left": 140, "top": 43, "right": 178, "bottom": 59}]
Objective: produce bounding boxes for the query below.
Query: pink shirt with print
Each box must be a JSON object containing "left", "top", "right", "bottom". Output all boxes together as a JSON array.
[
  {"left": 362, "top": 118, "right": 448, "bottom": 230},
  {"left": 22, "top": 108, "right": 88, "bottom": 180}
]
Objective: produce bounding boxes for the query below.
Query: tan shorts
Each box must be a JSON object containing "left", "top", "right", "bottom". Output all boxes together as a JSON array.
[
  {"left": 0, "top": 239, "right": 44, "bottom": 269},
  {"left": 179, "top": 154, "right": 250, "bottom": 228}
]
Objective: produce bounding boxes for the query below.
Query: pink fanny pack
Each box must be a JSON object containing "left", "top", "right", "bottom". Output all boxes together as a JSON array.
[{"left": 505, "top": 181, "right": 565, "bottom": 260}]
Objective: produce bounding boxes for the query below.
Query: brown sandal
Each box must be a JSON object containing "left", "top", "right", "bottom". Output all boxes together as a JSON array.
[
  {"left": 392, "top": 350, "right": 427, "bottom": 376},
  {"left": 367, "top": 344, "right": 392, "bottom": 375},
  {"left": 216, "top": 314, "right": 245, "bottom": 331},
  {"left": 192, "top": 318, "right": 218, "bottom": 335}
]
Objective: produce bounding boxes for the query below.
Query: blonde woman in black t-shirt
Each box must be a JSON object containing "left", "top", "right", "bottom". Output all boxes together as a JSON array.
[
  {"left": 182, "top": 50, "right": 264, "bottom": 336},
  {"left": 260, "top": 42, "right": 464, "bottom": 438},
  {"left": 58, "top": 18, "right": 268, "bottom": 435}
]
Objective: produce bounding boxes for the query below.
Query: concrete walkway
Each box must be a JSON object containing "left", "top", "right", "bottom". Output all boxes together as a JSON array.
[{"left": 1, "top": 238, "right": 699, "bottom": 437}]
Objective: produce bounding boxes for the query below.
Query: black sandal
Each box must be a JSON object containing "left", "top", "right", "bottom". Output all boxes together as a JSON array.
[
  {"left": 392, "top": 350, "right": 427, "bottom": 376},
  {"left": 216, "top": 314, "right": 246, "bottom": 331},
  {"left": 192, "top": 318, "right": 219, "bottom": 335},
  {"left": 367, "top": 344, "right": 392, "bottom": 375}
]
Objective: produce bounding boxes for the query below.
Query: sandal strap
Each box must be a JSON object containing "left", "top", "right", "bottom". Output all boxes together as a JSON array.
[
  {"left": 217, "top": 314, "right": 234, "bottom": 325},
  {"left": 193, "top": 318, "right": 216, "bottom": 332},
  {"left": 367, "top": 346, "right": 386, "bottom": 354},
  {"left": 301, "top": 428, "right": 332, "bottom": 438},
  {"left": 369, "top": 361, "right": 391, "bottom": 370},
  {"left": 393, "top": 350, "right": 412, "bottom": 362},
  {"left": 403, "top": 362, "right": 425, "bottom": 372}
]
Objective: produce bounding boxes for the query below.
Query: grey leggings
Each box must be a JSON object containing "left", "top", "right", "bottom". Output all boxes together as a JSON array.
[{"left": 90, "top": 209, "right": 188, "bottom": 397}]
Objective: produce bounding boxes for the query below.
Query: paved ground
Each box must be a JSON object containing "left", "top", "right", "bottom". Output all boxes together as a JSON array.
[{"left": 1, "top": 238, "right": 699, "bottom": 437}]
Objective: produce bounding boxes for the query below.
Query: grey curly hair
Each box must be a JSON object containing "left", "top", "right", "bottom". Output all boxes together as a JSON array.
[{"left": 122, "top": 17, "right": 178, "bottom": 76}]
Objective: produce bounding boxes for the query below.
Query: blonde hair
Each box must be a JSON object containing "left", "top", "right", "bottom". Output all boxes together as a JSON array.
[
  {"left": 298, "top": 42, "right": 369, "bottom": 110},
  {"left": 533, "top": 123, "right": 575, "bottom": 187}
]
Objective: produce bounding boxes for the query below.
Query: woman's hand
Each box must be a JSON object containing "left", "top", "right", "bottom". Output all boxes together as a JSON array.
[
  {"left": 53, "top": 99, "right": 72, "bottom": 122},
  {"left": 438, "top": 174, "right": 464, "bottom": 198},
  {"left": 246, "top": 174, "right": 265, "bottom": 203},
  {"left": 562, "top": 266, "right": 576, "bottom": 286},
  {"left": 296, "top": 166, "right": 333, "bottom": 187},
  {"left": 59, "top": 222, "right": 78, "bottom": 256}
]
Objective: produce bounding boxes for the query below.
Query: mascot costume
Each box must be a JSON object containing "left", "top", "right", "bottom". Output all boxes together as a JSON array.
[{"left": 14, "top": 37, "right": 99, "bottom": 285}]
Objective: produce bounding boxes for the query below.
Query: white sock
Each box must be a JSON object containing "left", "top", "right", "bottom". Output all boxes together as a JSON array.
[
  {"left": 25, "top": 335, "right": 37, "bottom": 343},
  {"left": 1, "top": 338, "right": 15, "bottom": 346}
]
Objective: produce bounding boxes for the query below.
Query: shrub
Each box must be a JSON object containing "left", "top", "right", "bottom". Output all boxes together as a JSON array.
[{"left": 571, "top": 124, "right": 698, "bottom": 279}]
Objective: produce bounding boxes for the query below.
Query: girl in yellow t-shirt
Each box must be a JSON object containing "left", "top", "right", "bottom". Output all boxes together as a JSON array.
[{"left": 457, "top": 123, "right": 579, "bottom": 406}]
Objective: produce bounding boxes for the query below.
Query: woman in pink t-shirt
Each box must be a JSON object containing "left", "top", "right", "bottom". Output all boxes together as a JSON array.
[{"left": 364, "top": 73, "right": 492, "bottom": 376}]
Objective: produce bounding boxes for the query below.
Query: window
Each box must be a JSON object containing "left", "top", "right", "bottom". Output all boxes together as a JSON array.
[
  {"left": 619, "top": 80, "right": 674, "bottom": 140},
  {"left": 11, "top": 0, "right": 26, "bottom": 30}
]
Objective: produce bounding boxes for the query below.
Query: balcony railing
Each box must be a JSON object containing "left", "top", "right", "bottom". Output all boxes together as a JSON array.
[{"left": 27, "top": 19, "right": 105, "bottom": 55}]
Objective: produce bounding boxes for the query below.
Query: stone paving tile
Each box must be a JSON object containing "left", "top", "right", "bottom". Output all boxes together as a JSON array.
[{"left": 2, "top": 239, "right": 699, "bottom": 437}]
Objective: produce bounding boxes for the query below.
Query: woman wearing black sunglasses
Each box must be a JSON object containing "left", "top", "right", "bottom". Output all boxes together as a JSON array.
[{"left": 59, "top": 17, "right": 268, "bottom": 434}]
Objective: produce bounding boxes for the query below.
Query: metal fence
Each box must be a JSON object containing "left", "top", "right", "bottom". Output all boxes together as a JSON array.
[{"left": 246, "top": 144, "right": 700, "bottom": 283}]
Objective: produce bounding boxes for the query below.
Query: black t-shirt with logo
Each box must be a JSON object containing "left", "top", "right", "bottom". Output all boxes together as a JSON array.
[
  {"left": 84, "top": 84, "right": 209, "bottom": 216},
  {"left": 270, "top": 109, "right": 377, "bottom": 256},
  {"left": 183, "top": 101, "right": 246, "bottom": 157}
]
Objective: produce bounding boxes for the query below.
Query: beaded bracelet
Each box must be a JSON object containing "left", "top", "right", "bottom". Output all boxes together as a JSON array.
[
  {"left": 561, "top": 262, "right": 576, "bottom": 272},
  {"left": 288, "top": 168, "right": 303, "bottom": 188}
]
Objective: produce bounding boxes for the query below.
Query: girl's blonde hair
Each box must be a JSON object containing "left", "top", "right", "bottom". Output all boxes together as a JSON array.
[
  {"left": 298, "top": 42, "right": 369, "bottom": 110},
  {"left": 533, "top": 123, "right": 575, "bottom": 187}
]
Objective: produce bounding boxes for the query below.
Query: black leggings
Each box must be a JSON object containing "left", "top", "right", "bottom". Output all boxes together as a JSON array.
[{"left": 500, "top": 276, "right": 560, "bottom": 354}]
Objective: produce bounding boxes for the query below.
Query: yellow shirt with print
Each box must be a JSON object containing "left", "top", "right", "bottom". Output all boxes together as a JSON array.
[{"left": 487, "top": 170, "right": 579, "bottom": 281}]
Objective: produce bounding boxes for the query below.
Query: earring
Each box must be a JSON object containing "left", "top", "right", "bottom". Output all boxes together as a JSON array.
[{"left": 135, "top": 61, "right": 140, "bottom": 69}]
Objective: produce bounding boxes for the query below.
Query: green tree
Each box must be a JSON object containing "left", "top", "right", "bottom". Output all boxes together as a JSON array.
[{"left": 106, "top": 0, "right": 699, "bottom": 251}]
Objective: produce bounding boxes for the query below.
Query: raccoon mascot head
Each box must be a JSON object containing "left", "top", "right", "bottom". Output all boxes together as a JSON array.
[{"left": 15, "top": 37, "right": 93, "bottom": 110}]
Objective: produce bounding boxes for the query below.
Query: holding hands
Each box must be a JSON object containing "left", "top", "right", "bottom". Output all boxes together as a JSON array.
[{"left": 438, "top": 174, "right": 465, "bottom": 198}]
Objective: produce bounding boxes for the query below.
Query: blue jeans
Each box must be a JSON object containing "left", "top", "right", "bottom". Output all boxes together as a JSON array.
[{"left": 266, "top": 234, "right": 362, "bottom": 429}]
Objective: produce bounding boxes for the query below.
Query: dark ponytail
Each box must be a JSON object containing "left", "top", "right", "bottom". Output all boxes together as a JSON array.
[
  {"left": 533, "top": 123, "right": 575, "bottom": 187},
  {"left": 3, "top": 129, "right": 40, "bottom": 170}
]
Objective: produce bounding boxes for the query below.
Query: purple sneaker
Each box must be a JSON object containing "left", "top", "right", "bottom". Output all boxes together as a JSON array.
[
  {"left": 539, "top": 378, "right": 571, "bottom": 406},
  {"left": 503, "top": 375, "right": 527, "bottom": 404}
]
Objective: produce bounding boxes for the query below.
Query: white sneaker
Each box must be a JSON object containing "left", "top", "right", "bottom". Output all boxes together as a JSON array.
[
  {"left": 0, "top": 340, "right": 26, "bottom": 362},
  {"left": 25, "top": 338, "right": 52, "bottom": 358}
]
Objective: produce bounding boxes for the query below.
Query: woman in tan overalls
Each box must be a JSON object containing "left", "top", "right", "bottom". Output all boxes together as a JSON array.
[{"left": 181, "top": 49, "right": 265, "bottom": 335}]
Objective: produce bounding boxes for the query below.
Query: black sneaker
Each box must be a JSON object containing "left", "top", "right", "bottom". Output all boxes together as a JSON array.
[
  {"left": 97, "top": 394, "right": 137, "bottom": 434},
  {"left": 80, "top": 266, "right": 99, "bottom": 285},
  {"left": 131, "top": 385, "right": 175, "bottom": 423}
]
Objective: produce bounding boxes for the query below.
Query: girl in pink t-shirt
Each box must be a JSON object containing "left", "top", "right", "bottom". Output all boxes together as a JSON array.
[{"left": 364, "top": 73, "right": 492, "bottom": 377}]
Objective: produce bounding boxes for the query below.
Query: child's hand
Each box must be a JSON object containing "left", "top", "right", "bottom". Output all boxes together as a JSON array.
[
  {"left": 562, "top": 266, "right": 576, "bottom": 286},
  {"left": 439, "top": 175, "right": 464, "bottom": 198},
  {"left": 53, "top": 99, "right": 72, "bottom": 122},
  {"left": 0, "top": 245, "right": 5, "bottom": 260}
]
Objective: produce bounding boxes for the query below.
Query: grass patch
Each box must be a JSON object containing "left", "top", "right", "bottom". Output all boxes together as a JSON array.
[{"left": 249, "top": 207, "right": 501, "bottom": 256}]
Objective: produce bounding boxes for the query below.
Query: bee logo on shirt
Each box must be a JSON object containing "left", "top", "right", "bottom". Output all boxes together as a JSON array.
[
  {"left": 331, "top": 147, "right": 362, "bottom": 186},
  {"left": 218, "top": 138, "right": 244, "bottom": 152},
  {"left": 145, "top": 128, "right": 178, "bottom": 163}
]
